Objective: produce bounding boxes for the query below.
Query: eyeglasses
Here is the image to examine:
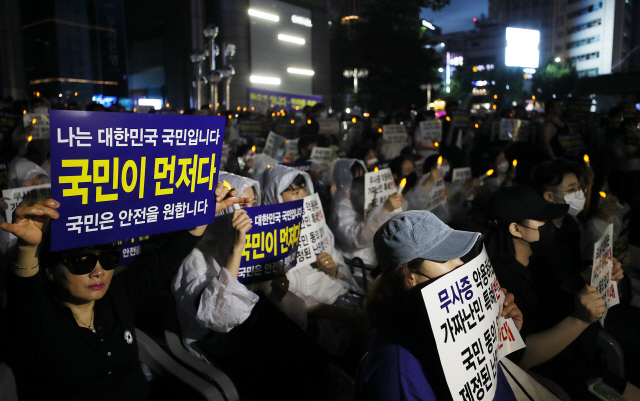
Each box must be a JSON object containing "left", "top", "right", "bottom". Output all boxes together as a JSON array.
[{"left": 56, "top": 251, "right": 120, "bottom": 275}]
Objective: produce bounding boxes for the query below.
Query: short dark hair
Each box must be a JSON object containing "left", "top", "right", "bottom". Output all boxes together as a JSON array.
[
  {"left": 297, "top": 135, "right": 317, "bottom": 154},
  {"left": 290, "top": 174, "right": 307, "bottom": 189},
  {"left": 389, "top": 156, "right": 411, "bottom": 178},
  {"left": 530, "top": 159, "right": 582, "bottom": 196}
]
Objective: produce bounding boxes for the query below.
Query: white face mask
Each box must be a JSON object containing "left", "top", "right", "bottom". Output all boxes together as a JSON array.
[
  {"left": 366, "top": 158, "right": 378, "bottom": 167},
  {"left": 441, "top": 164, "right": 451, "bottom": 176},
  {"left": 563, "top": 190, "right": 586, "bottom": 216},
  {"left": 496, "top": 161, "right": 510, "bottom": 173}
]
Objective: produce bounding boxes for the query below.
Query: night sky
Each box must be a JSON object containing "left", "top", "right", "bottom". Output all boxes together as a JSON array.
[{"left": 420, "top": 0, "right": 489, "bottom": 34}]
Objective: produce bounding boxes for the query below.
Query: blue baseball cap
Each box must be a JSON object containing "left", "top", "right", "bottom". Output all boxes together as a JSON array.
[{"left": 373, "top": 211, "right": 481, "bottom": 276}]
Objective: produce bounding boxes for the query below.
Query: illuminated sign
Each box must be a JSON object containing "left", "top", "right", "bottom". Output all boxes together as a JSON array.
[
  {"left": 472, "top": 88, "right": 487, "bottom": 95},
  {"left": 505, "top": 27, "right": 540, "bottom": 68},
  {"left": 291, "top": 15, "right": 312, "bottom": 27},
  {"left": 422, "top": 20, "right": 436, "bottom": 30},
  {"left": 472, "top": 64, "right": 494, "bottom": 72},
  {"left": 137, "top": 98, "right": 162, "bottom": 110},
  {"left": 472, "top": 80, "right": 489, "bottom": 87},
  {"left": 449, "top": 56, "right": 464, "bottom": 66}
]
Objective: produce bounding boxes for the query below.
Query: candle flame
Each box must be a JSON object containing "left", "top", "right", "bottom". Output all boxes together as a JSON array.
[
  {"left": 291, "top": 119, "right": 295, "bottom": 124},
  {"left": 583, "top": 154, "right": 590, "bottom": 163},
  {"left": 434, "top": 141, "right": 439, "bottom": 147},
  {"left": 374, "top": 166, "right": 379, "bottom": 172},
  {"left": 307, "top": 119, "right": 312, "bottom": 124},
  {"left": 27, "top": 135, "right": 33, "bottom": 142},
  {"left": 486, "top": 169, "right": 494, "bottom": 176},
  {"left": 399, "top": 178, "right": 407, "bottom": 188},
  {"left": 352, "top": 117, "right": 356, "bottom": 123},
  {"left": 32, "top": 118, "right": 36, "bottom": 124},
  {"left": 251, "top": 145, "right": 256, "bottom": 152},
  {"left": 599, "top": 191, "right": 607, "bottom": 198},
  {"left": 512, "top": 159, "right": 517, "bottom": 167},
  {"left": 222, "top": 180, "right": 232, "bottom": 190},
  {"left": 437, "top": 156, "right": 443, "bottom": 165},
  {"left": 446, "top": 116, "right": 451, "bottom": 121},
  {"left": 378, "top": 128, "right": 383, "bottom": 133},
  {"left": 267, "top": 165, "right": 271, "bottom": 168}
]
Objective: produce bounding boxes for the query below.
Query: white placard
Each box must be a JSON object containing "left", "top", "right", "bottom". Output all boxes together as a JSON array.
[
  {"left": 498, "top": 119, "right": 530, "bottom": 142},
  {"left": 310, "top": 146, "right": 332, "bottom": 166},
  {"left": 317, "top": 118, "right": 340, "bottom": 135},
  {"left": 591, "top": 224, "right": 620, "bottom": 327},
  {"left": 424, "top": 175, "right": 447, "bottom": 211},
  {"left": 3, "top": 184, "right": 52, "bottom": 223},
  {"left": 421, "top": 246, "right": 525, "bottom": 401},
  {"left": 293, "top": 193, "right": 332, "bottom": 270},
  {"left": 382, "top": 124, "right": 408, "bottom": 160},
  {"left": 263, "top": 131, "right": 287, "bottom": 161},
  {"left": 23, "top": 113, "right": 50, "bottom": 139},
  {"left": 418, "top": 120, "right": 442, "bottom": 143},
  {"left": 452, "top": 167, "right": 472, "bottom": 186},
  {"left": 364, "top": 168, "right": 397, "bottom": 217},
  {"left": 285, "top": 138, "right": 299, "bottom": 161}
]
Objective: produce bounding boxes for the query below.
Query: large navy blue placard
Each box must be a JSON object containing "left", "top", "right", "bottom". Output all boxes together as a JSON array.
[{"left": 50, "top": 110, "right": 225, "bottom": 251}]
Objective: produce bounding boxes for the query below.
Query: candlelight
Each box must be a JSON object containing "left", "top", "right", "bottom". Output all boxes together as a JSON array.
[
  {"left": 228, "top": 115, "right": 232, "bottom": 119},
  {"left": 374, "top": 166, "right": 379, "bottom": 172},
  {"left": 434, "top": 141, "right": 440, "bottom": 148},
  {"left": 27, "top": 135, "right": 33, "bottom": 142},
  {"left": 512, "top": 159, "right": 518, "bottom": 167},
  {"left": 251, "top": 145, "right": 256, "bottom": 152},
  {"left": 437, "top": 156, "right": 443, "bottom": 169},
  {"left": 378, "top": 128, "right": 383, "bottom": 133},
  {"left": 267, "top": 165, "right": 271, "bottom": 168},
  {"left": 291, "top": 119, "right": 295, "bottom": 124},
  {"left": 446, "top": 116, "right": 451, "bottom": 121},
  {"left": 485, "top": 169, "right": 494, "bottom": 177},
  {"left": 583, "top": 154, "right": 590, "bottom": 163},
  {"left": 398, "top": 178, "right": 407, "bottom": 194},
  {"left": 32, "top": 118, "right": 36, "bottom": 124},
  {"left": 307, "top": 119, "right": 312, "bottom": 124},
  {"left": 352, "top": 117, "right": 356, "bottom": 123},
  {"left": 23, "top": 110, "right": 26, "bottom": 114},
  {"left": 599, "top": 191, "right": 607, "bottom": 199}
]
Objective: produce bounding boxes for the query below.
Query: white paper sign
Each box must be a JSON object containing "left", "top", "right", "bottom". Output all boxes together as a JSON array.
[
  {"left": 364, "top": 168, "right": 397, "bottom": 217},
  {"left": 317, "top": 118, "right": 340, "bottom": 135},
  {"left": 498, "top": 119, "right": 530, "bottom": 142},
  {"left": 452, "top": 167, "right": 472, "bottom": 186},
  {"left": 23, "top": 113, "right": 50, "bottom": 139},
  {"left": 285, "top": 138, "right": 299, "bottom": 161},
  {"left": 293, "top": 193, "right": 332, "bottom": 270},
  {"left": 591, "top": 224, "right": 620, "bottom": 327},
  {"left": 382, "top": 124, "right": 408, "bottom": 160},
  {"left": 3, "top": 184, "right": 52, "bottom": 223},
  {"left": 418, "top": 120, "right": 442, "bottom": 143},
  {"left": 424, "top": 175, "right": 447, "bottom": 211},
  {"left": 309, "top": 146, "right": 332, "bottom": 166},
  {"left": 421, "top": 246, "right": 525, "bottom": 401},
  {"left": 263, "top": 131, "right": 287, "bottom": 161}
]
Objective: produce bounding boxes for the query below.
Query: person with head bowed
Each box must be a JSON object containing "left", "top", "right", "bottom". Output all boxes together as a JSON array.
[
  {"left": 0, "top": 182, "right": 247, "bottom": 401},
  {"left": 485, "top": 185, "right": 640, "bottom": 400},
  {"left": 362, "top": 210, "right": 523, "bottom": 401}
]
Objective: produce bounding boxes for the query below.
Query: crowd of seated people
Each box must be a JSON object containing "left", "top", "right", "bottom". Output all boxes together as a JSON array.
[{"left": 0, "top": 95, "right": 639, "bottom": 400}]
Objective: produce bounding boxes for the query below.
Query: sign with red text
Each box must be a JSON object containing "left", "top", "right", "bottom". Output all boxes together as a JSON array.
[{"left": 591, "top": 224, "right": 620, "bottom": 327}]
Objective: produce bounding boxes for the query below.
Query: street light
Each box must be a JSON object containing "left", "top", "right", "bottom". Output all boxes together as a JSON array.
[
  {"left": 221, "top": 43, "right": 236, "bottom": 109},
  {"left": 554, "top": 57, "right": 561, "bottom": 62},
  {"left": 191, "top": 51, "right": 207, "bottom": 109},
  {"left": 204, "top": 24, "right": 220, "bottom": 112},
  {"left": 343, "top": 68, "right": 368, "bottom": 94}
]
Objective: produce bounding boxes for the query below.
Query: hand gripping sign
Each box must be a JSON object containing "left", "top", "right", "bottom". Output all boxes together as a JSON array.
[
  {"left": 293, "top": 193, "right": 332, "bottom": 270},
  {"left": 364, "top": 168, "right": 397, "bottom": 218},
  {"left": 238, "top": 200, "right": 303, "bottom": 285},
  {"left": 421, "top": 245, "right": 525, "bottom": 401},
  {"left": 4, "top": 184, "right": 52, "bottom": 224},
  {"left": 50, "top": 110, "right": 225, "bottom": 251},
  {"left": 591, "top": 224, "right": 620, "bottom": 327}
]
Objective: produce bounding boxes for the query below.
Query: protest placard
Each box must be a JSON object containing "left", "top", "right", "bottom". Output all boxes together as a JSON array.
[
  {"left": 421, "top": 245, "right": 525, "bottom": 401},
  {"left": 451, "top": 110, "right": 471, "bottom": 129},
  {"left": 418, "top": 120, "right": 442, "bottom": 144},
  {"left": 238, "top": 119, "right": 266, "bottom": 139},
  {"left": 452, "top": 167, "right": 472, "bottom": 186},
  {"left": 382, "top": 125, "right": 408, "bottom": 160},
  {"left": 498, "top": 119, "right": 530, "bottom": 142},
  {"left": 238, "top": 200, "right": 303, "bottom": 285},
  {"left": 317, "top": 118, "right": 340, "bottom": 135},
  {"left": 293, "top": 193, "right": 332, "bottom": 270},
  {"left": 591, "top": 224, "right": 620, "bottom": 327},
  {"left": 263, "top": 131, "right": 287, "bottom": 161},
  {"left": 310, "top": 146, "right": 332, "bottom": 166},
  {"left": 364, "top": 168, "right": 397, "bottom": 217},
  {"left": 3, "top": 183, "right": 52, "bottom": 224},
  {"left": 424, "top": 175, "right": 447, "bottom": 211},
  {"left": 285, "top": 138, "right": 299, "bottom": 161},
  {"left": 49, "top": 110, "right": 225, "bottom": 251},
  {"left": 24, "top": 113, "right": 50, "bottom": 139}
]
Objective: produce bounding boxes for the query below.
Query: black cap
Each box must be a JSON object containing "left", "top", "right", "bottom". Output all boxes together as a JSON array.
[{"left": 488, "top": 185, "right": 569, "bottom": 224}]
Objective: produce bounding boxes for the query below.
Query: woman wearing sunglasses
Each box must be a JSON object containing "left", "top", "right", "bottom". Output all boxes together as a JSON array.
[{"left": 0, "top": 184, "right": 247, "bottom": 401}]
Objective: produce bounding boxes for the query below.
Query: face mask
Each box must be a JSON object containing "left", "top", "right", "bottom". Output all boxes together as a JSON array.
[
  {"left": 563, "top": 190, "right": 586, "bottom": 216},
  {"left": 366, "top": 158, "right": 378, "bottom": 168},
  {"left": 440, "top": 165, "right": 451, "bottom": 177},
  {"left": 529, "top": 221, "right": 556, "bottom": 259},
  {"left": 319, "top": 111, "right": 328, "bottom": 119},
  {"left": 496, "top": 161, "right": 510, "bottom": 173}
]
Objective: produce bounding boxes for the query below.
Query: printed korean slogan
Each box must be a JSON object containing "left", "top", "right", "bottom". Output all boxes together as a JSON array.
[
  {"left": 423, "top": 174, "right": 447, "bottom": 211},
  {"left": 498, "top": 119, "right": 530, "bottom": 142},
  {"left": 239, "top": 200, "right": 303, "bottom": 285},
  {"left": 49, "top": 110, "right": 225, "bottom": 251},
  {"left": 418, "top": 120, "right": 442, "bottom": 144},
  {"left": 364, "top": 168, "right": 397, "bottom": 217},
  {"left": 310, "top": 146, "right": 332, "bottom": 166},
  {"left": 294, "top": 193, "right": 332, "bottom": 270},
  {"left": 382, "top": 125, "right": 408, "bottom": 160},
  {"left": 4, "top": 183, "right": 52, "bottom": 224},
  {"left": 263, "top": 131, "right": 287, "bottom": 161},
  {"left": 24, "top": 113, "right": 50, "bottom": 139},
  {"left": 591, "top": 224, "right": 620, "bottom": 327},
  {"left": 452, "top": 167, "right": 472, "bottom": 186},
  {"left": 421, "top": 246, "right": 525, "bottom": 401}
]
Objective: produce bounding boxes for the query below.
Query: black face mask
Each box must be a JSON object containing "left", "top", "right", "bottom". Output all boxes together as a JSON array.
[{"left": 529, "top": 221, "right": 556, "bottom": 260}]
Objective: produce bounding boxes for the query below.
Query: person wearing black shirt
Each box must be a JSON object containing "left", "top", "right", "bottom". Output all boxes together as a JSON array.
[
  {"left": 0, "top": 184, "right": 248, "bottom": 401},
  {"left": 485, "top": 185, "right": 640, "bottom": 400}
]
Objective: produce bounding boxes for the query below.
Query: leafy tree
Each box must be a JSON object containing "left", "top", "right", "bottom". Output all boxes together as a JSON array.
[
  {"left": 330, "top": 0, "right": 449, "bottom": 111},
  {"left": 531, "top": 59, "right": 577, "bottom": 100}
]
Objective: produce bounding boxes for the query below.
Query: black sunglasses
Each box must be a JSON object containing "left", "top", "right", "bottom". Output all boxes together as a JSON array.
[{"left": 57, "top": 251, "right": 120, "bottom": 275}]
